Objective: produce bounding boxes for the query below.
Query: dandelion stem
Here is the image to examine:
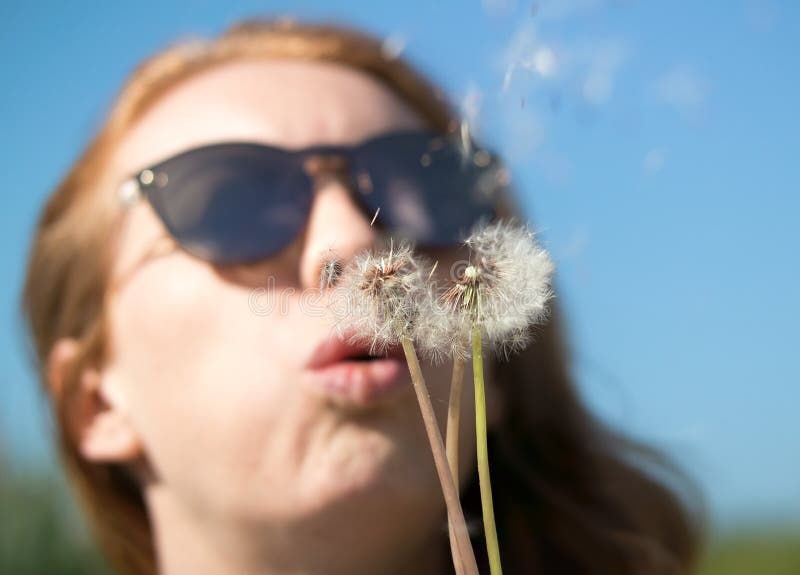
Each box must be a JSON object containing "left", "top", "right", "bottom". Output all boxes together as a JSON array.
[
  {"left": 400, "top": 336, "right": 478, "bottom": 575},
  {"left": 446, "top": 355, "right": 466, "bottom": 487},
  {"left": 446, "top": 354, "right": 466, "bottom": 566},
  {"left": 472, "top": 324, "right": 503, "bottom": 575}
]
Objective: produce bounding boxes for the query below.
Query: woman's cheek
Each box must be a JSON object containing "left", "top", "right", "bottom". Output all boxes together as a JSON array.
[{"left": 108, "top": 255, "right": 304, "bottom": 509}]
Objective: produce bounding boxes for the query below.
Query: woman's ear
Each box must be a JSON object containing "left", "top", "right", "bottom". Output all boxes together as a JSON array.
[{"left": 47, "top": 338, "right": 143, "bottom": 462}]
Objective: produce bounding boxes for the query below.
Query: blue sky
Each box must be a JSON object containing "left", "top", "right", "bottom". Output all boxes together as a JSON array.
[{"left": 1, "top": 1, "right": 798, "bottom": 531}]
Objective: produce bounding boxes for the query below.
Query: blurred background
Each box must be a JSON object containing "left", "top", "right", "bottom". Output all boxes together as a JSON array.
[{"left": 1, "top": 1, "right": 798, "bottom": 573}]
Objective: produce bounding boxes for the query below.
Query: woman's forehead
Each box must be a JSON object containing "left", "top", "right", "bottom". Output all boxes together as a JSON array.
[{"left": 110, "top": 58, "right": 425, "bottom": 175}]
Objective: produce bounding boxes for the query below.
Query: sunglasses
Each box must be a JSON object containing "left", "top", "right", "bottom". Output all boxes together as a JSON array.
[{"left": 118, "top": 130, "right": 505, "bottom": 265}]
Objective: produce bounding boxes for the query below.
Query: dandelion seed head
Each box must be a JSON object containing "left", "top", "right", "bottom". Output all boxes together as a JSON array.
[
  {"left": 435, "top": 220, "right": 556, "bottom": 358},
  {"left": 331, "top": 241, "right": 434, "bottom": 355}
]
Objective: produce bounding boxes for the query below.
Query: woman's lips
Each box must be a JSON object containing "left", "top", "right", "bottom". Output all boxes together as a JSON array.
[{"left": 303, "top": 334, "right": 411, "bottom": 408}]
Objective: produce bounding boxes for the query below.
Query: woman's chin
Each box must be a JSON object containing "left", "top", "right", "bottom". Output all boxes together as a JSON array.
[{"left": 293, "top": 422, "right": 437, "bottom": 521}]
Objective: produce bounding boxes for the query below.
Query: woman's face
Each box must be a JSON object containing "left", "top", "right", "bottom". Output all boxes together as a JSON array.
[{"left": 92, "top": 59, "right": 502, "bottom": 565}]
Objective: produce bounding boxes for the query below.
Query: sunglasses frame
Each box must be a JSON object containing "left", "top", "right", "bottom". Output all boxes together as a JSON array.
[{"left": 117, "top": 129, "right": 508, "bottom": 264}]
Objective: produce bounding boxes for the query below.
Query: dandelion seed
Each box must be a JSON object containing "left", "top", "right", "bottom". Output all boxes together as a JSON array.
[
  {"left": 319, "top": 249, "right": 343, "bottom": 289},
  {"left": 456, "top": 119, "right": 474, "bottom": 168},
  {"left": 428, "top": 260, "right": 439, "bottom": 281}
]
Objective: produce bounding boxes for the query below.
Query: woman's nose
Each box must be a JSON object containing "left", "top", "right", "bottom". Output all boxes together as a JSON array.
[{"left": 297, "top": 174, "right": 377, "bottom": 290}]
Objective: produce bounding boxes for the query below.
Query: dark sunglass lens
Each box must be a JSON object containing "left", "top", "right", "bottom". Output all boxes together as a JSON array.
[
  {"left": 353, "top": 133, "right": 500, "bottom": 246},
  {"left": 142, "top": 144, "right": 312, "bottom": 265}
]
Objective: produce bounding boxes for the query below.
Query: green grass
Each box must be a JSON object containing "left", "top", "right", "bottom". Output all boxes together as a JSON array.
[
  {"left": 0, "top": 463, "right": 111, "bottom": 575},
  {"left": 697, "top": 529, "right": 800, "bottom": 575}
]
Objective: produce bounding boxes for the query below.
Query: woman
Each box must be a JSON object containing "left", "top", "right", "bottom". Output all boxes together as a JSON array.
[{"left": 21, "top": 19, "right": 703, "bottom": 575}]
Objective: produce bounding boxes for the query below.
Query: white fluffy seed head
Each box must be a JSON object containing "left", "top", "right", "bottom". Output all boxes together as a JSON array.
[
  {"left": 330, "top": 241, "right": 435, "bottom": 355},
  {"left": 435, "top": 220, "right": 556, "bottom": 359}
]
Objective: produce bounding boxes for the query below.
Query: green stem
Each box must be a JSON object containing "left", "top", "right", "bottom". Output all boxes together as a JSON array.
[
  {"left": 472, "top": 325, "right": 503, "bottom": 575},
  {"left": 446, "top": 354, "right": 466, "bottom": 564},
  {"left": 401, "top": 337, "right": 479, "bottom": 575}
]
